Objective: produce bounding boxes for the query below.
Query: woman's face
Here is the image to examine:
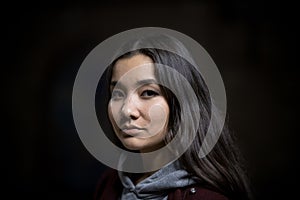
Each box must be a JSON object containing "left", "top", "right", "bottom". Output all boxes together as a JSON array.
[{"left": 108, "top": 54, "right": 170, "bottom": 153}]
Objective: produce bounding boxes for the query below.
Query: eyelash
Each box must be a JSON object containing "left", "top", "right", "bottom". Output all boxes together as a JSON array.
[
  {"left": 141, "top": 89, "right": 159, "bottom": 98},
  {"left": 111, "top": 90, "right": 124, "bottom": 99},
  {"left": 111, "top": 89, "right": 159, "bottom": 100}
]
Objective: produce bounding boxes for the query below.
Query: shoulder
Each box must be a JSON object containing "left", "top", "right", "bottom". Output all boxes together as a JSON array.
[
  {"left": 168, "top": 185, "right": 229, "bottom": 200},
  {"left": 94, "top": 168, "right": 122, "bottom": 200}
]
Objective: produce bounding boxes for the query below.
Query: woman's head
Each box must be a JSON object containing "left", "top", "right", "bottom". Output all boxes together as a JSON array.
[{"left": 101, "top": 47, "right": 209, "bottom": 153}]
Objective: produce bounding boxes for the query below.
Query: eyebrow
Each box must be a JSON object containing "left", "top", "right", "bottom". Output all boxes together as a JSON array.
[
  {"left": 135, "top": 79, "right": 158, "bottom": 86},
  {"left": 110, "top": 79, "right": 158, "bottom": 88}
]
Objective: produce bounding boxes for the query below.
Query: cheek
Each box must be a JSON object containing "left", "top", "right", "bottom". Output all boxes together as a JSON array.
[
  {"left": 147, "top": 101, "right": 170, "bottom": 136},
  {"left": 149, "top": 104, "right": 168, "bottom": 123},
  {"left": 108, "top": 101, "right": 120, "bottom": 125}
]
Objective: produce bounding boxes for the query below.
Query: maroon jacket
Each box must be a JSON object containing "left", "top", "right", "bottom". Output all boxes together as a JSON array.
[{"left": 94, "top": 169, "right": 229, "bottom": 200}]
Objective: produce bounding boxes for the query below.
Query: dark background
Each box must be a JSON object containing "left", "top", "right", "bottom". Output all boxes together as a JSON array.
[{"left": 4, "top": 0, "right": 297, "bottom": 199}]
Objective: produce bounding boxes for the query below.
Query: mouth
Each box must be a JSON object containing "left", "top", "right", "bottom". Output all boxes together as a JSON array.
[{"left": 120, "top": 126, "right": 145, "bottom": 137}]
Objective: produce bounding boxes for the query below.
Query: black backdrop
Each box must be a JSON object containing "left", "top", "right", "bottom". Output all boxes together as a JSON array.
[{"left": 4, "top": 1, "right": 297, "bottom": 199}]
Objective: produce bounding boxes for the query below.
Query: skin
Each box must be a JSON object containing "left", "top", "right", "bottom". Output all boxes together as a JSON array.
[{"left": 108, "top": 54, "right": 170, "bottom": 153}]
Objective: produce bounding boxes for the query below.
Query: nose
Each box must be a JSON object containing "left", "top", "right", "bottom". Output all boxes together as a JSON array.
[{"left": 121, "top": 94, "right": 140, "bottom": 120}]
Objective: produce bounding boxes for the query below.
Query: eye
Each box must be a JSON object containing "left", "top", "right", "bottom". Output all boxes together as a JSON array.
[
  {"left": 111, "top": 89, "right": 125, "bottom": 100},
  {"left": 141, "top": 90, "right": 159, "bottom": 98}
]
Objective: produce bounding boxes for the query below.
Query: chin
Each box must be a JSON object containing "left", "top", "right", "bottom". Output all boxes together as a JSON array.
[
  {"left": 119, "top": 138, "right": 143, "bottom": 151},
  {"left": 118, "top": 135, "right": 164, "bottom": 152},
  {"left": 123, "top": 145, "right": 141, "bottom": 151}
]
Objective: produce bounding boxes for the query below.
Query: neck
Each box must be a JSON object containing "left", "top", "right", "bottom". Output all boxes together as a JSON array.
[{"left": 133, "top": 147, "right": 173, "bottom": 183}]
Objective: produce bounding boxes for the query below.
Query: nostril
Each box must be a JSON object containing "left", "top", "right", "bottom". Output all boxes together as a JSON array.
[{"left": 130, "top": 114, "right": 138, "bottom": 120}]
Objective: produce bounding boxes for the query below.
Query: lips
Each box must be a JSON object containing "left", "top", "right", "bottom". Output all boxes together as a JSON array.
[{"left": 120, "top": 125, "right": 145, "bottom": 136}]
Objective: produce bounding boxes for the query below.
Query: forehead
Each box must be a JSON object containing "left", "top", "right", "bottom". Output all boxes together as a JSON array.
[{"left": 112, "top": 54, "right": 155, "bottom": 81}]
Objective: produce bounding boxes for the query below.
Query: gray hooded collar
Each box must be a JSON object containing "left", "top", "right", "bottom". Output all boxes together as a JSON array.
[{"left": 118, "top": 160, "right": 197, "bottom": 200}]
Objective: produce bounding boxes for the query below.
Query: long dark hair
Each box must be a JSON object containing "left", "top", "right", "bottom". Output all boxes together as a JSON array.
[{"left": 96, "top": 36, "right": 252, "bottom": 200}]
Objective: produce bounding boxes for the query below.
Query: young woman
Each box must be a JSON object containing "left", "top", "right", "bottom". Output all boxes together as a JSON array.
[{"left": 94, "top": 35, "right": 252, "bottom": 200}]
